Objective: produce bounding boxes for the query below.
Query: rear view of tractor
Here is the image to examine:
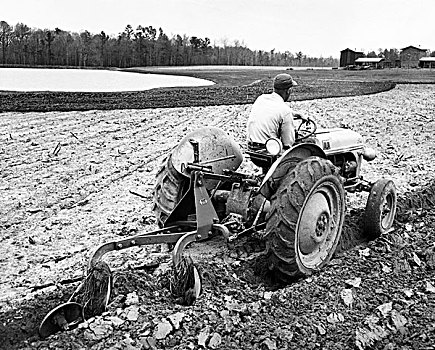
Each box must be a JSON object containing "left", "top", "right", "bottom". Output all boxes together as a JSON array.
[
  {"left": 153, "top": 120, "right": 396, "bottom": 278},
  {"left": 40, "top": 120, "right": 397, "bottom": 338}
]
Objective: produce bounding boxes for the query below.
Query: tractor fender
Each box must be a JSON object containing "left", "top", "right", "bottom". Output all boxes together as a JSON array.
[
  {"left": 171, "top": 127, "right": 243, "bottom": 190},
  {"left": 259, "top": 143, "right": 326, "bottom": 199}
]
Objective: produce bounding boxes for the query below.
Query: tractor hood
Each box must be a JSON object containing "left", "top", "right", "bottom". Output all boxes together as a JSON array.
[{"left": 313, "top": 128, "right": 364, "bottom": 154}]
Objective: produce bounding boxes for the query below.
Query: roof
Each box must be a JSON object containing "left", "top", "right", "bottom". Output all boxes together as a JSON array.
[
  {"left": 340, "top": 48, "right": 364, "bottom": 54},
  {"left": 355, "top": 57, "right": 385, "bottom": 63},
  {"left": 420, "top": 57, "right": 435, "bottom": 62},
  {"left": 401, "top": 45, "right": 427, "bottom": 52}
]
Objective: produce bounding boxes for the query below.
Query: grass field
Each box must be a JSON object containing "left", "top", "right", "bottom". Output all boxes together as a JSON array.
[
  {"left": 0, "top": 66, "right": 434, "bottom": 112},
  {"left": 124, "top": 66, "right": 435, "bottom": 85}
]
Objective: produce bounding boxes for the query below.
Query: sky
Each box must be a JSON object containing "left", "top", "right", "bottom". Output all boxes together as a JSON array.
[{"left": 2, "top": 0, "right": 434, "bottom": 58}]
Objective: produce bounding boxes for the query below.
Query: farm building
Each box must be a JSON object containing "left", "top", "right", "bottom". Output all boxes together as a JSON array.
[
  {"left": 340, "top": 48, "right": 364, "bottom": 67},
  {"left": 400, "top": 46, "right": 428, "bottom": 68},
  {"left": 383, "top": 59, "right": 401, "bottom": 68},
  {"left": 419, "top": 57, "right": 435, "bottom": 68},
  {"left": 355, "top": 57, "right": 385, "bottom": 69}
]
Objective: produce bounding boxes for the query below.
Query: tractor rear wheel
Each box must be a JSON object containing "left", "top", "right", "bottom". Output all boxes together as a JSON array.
[
  {"left": 264, "top": 157, "right": 345, "bottom": 278},
  {"left": 152, "top": 155, "right": 188, "bottom": 227}
]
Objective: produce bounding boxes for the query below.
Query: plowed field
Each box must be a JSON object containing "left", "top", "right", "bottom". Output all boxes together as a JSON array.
[{"left": 1, "top": 84, "right": 435, "bottom": 349}]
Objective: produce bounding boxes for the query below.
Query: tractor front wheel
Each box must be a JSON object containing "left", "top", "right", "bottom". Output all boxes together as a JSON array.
[
  {"left": 264, "top": 157, "right": 345, "bottom": 278},
  {"left": 363, "top": 179, "right": 397, "bottom": 239}
]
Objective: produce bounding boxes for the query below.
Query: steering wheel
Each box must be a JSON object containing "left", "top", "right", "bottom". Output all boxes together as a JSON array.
[{"left": 295, "top": 117, "right": 317, "bottom": 142}]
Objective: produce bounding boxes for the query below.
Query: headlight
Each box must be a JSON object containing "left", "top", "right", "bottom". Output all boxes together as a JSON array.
[
  {"left": 265, "top": 138, "right": 283, "bottom": 156},
  {"left": 362, "top": 147, "right": 376, "bottom": 161}
]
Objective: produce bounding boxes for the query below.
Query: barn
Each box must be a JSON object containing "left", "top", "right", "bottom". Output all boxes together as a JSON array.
[
  {"left": 340, "top": 48, "right": 364, "bottom": 68},
  {"left": 400, "top": 46, "right": 428, "bottom": 68}
]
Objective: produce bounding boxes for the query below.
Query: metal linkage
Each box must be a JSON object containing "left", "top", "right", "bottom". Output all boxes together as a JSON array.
[{"left": 88, "top": 225, "right": 194, "bottom": 270}]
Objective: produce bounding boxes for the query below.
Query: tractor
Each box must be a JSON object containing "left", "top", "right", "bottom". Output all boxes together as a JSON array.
[{"left": 39, "top": 117, "right": 397, "bottom": 338}]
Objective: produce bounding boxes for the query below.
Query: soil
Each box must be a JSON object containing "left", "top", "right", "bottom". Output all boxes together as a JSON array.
[
  {"left": 1, "top": 84, "right": 435, "bottom": 350},
  {"left": 0, "top": 79, "right": 395, "bottom": 112}
]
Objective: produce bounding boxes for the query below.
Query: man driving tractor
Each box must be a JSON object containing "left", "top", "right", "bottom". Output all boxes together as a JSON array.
[
  {"left": 247, "top": 73, "right": 310, "bottom": 152},
  {"left": 247, "top": 73, "right": 310, "bottom": 171}
]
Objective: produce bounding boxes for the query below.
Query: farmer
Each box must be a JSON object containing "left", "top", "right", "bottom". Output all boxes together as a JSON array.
[{"left": 247, "top": 73, "right": 306, "bottom": 153}]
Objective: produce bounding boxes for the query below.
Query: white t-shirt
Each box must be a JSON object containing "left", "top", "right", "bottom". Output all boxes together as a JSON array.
[{"left": 247, "top": 92, "right": 295, "bottom": 147}]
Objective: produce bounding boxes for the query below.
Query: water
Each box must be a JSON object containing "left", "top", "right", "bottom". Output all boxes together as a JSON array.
[{"left": 0, "top": 68, "right": 214, "bottom": 92}]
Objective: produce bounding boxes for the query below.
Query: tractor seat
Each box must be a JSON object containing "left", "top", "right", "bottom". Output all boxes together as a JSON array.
[{"left": 247, "top": 141, "right": 275, "bottom": 173}]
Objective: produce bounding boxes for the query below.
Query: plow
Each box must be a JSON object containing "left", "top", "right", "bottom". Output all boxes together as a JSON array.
[{"left": 39, "top": 118, "right": 397, "bottom": 338}]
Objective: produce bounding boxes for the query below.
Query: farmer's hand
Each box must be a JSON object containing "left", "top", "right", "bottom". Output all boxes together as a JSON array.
[{"left": 294, "top": 113, "right": 310, "bottom": 123}]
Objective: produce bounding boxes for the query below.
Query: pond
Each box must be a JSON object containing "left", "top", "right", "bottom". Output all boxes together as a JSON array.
[{"left": 0, "top": 68, "right": 214, "bottom": 92}]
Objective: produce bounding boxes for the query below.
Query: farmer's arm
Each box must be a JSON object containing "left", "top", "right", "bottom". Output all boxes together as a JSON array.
[{"left": 281, "top": 112, "right": 295, "bottom": 149}]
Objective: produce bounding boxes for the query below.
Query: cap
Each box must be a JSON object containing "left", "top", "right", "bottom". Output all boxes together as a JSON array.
[{"left": 273, "top": 73, "right": 298, "bottom": 89}]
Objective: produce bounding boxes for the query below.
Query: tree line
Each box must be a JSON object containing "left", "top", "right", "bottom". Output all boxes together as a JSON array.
[
  {"left": 364, "top": 48, "right": 435, "bottom": 61},
  {"left": 0, "top": 20, "right": 338, "bottom": 68}
]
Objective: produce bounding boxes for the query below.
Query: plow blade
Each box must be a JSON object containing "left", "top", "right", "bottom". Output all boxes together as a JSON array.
[
  {"left": 39, "top": 302, "right": 83, "bottom": 338},
  {"left": 38, "top": 225, "right": 213, "bottom": 338}
]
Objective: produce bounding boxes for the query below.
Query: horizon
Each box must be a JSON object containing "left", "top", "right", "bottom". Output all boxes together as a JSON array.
[{"left": 2, "top": 0, "right": 434, "bottom": 58}]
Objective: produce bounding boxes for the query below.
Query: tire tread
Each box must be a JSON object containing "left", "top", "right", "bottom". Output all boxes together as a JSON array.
[{"left": 264, "top": 157, "right": 344, "bottom": 278}]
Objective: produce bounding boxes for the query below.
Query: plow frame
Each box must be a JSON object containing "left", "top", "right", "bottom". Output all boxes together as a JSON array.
[
  {"left": 88, "top": 169, "right": 235, "bottom": 270},
  {"left": 39, "top": 166, "right": 264, "bottom": 338}
]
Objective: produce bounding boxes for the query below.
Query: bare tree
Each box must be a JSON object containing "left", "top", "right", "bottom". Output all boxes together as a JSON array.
[
  {"left": 11, "top": 23, "right": 31, "bottom": 64},
  {"left": 296, "top": 51, "right": 303, "bottom": 66},
  {"left": 45, "top": 30, "right": 55, "bottom": 65},
  {"left": 98, "top": 31, "right": 109, "bottom": 66},
  {"left": 0, "top": 21, "right": 12, "bottom": 64}
]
